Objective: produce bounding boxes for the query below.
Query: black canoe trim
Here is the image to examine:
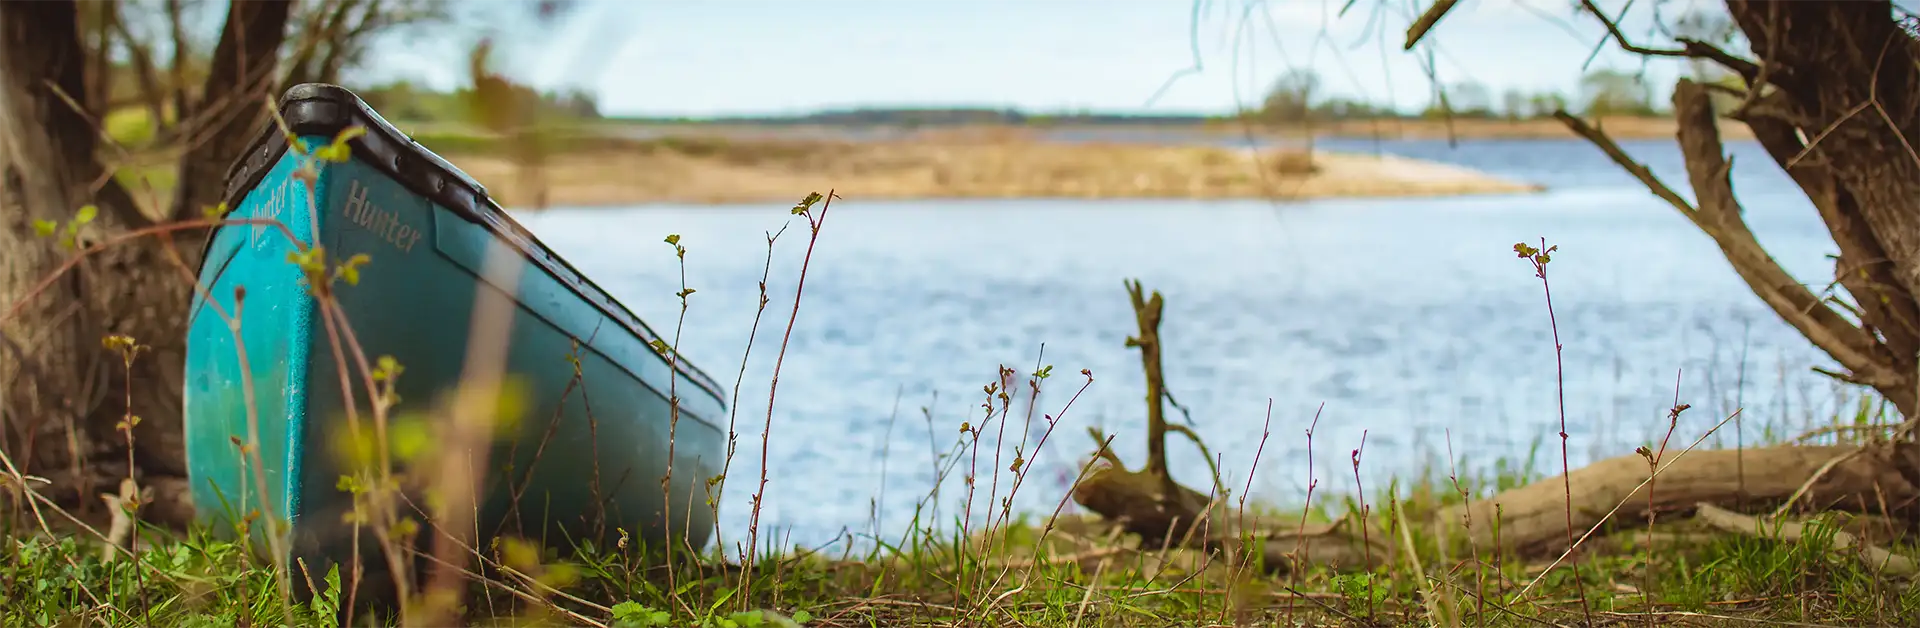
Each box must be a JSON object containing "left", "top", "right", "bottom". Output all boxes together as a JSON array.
[{"left": 217, "top": 83, "right": 728, "bottom": 407}]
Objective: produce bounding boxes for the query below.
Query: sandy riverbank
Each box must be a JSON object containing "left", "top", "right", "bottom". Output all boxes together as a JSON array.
[
  {"left": 592, "top": 115, "right": 1746, "bottom": 144},
  {"left": 1245, "top": 115, "right": 1755, "bottom": 141},
  {"left": 436, "top": 133, "right": 1543, "bottom": 208}
]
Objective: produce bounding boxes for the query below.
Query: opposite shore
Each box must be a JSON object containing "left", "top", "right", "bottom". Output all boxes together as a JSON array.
[
  {"left": 425, "top": 126, "right": 1548, "bottom": 208},
  {"left": 114, "top": 115, "right": 1702, "bottom": 210},
  {"left": 596, "top": 114, "right": 1750, "bottom": 143}
]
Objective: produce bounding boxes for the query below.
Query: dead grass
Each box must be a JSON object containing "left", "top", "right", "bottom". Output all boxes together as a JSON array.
[
  {"left": 435, "top": 131, "right": 1540, "bottom": 207},
  {"left": 1261, "top": 116, "right": 1757, "bottom": 141}
]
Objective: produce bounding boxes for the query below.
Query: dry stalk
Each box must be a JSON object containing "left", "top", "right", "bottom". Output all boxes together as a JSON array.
[{"left": 742, "top": 190, "right": 836, "bottom": 610}]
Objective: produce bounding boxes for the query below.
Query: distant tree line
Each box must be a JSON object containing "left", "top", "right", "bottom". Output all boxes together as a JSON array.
[
  {"left": 1252, "top": 67, "right": 1671, "bottom": 124},
  {"left": 622, "top": 108, "right": 1220, "bottom": 128},
  {"left": 355, "top": 79, "right": 603, "bottom": 124},
  {"left": 637, "top": 67, "right": 1696, "bottom": 129}
]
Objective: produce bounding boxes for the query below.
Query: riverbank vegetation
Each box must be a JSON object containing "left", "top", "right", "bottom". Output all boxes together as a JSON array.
[
  {"left": 4, "top": 238, "right": 1916, "bottom": 626},
  {"left": 5, "top": 0, "right": 1920, "bottom": 626}
]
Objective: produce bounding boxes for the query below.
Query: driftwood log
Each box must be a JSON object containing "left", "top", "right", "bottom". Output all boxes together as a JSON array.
[
  {"left": 1068, "top": 281, "right": 1918, "bottom": 575},
  {"left": 1695, "top": 502, "right": 1918, "bottom": 578},
  {"left": 1068, "top": 280, "right": 1389, "bottom": 576},
  {"left": 1510, "top": 66, "right": 1920, "bottom": 558},
  {"left": 1437, "top": 444, "right": 1920, "bottom": 558}
]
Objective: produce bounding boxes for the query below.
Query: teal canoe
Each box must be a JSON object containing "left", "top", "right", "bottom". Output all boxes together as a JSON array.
[{"left": 182, "top": 84, "right": 727, "bottom": 583}]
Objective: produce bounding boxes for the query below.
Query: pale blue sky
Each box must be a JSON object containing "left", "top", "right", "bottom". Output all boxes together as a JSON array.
[{"left": 377, "top": 0, "right": 1756, "bottom": 117}]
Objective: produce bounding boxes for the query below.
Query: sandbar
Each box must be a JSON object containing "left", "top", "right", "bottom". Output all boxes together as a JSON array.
[{"left": 433, "top": 132, "right": 1545, "bottom": 208}]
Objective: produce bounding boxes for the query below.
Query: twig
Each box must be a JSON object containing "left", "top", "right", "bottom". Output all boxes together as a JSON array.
[
  {"left": 1515, "top": 237, "right": 1590, "bottom": 625},
  {"left": 1513, "top": 408, "right": 1746, "bottom": 601},
  {"left": 1790, "top": 423, "right": 1903, "bottom": 444},
  {"left": 742, "top": 189, "right": 836, "bottom": 608},
  {"left": 1403, "top": 0, "right": 1458, "bottom": 51},
  {"left": 1695, "top": 502, "right": 1917, "bottom": 578},
  {"left": 1, "top": 217, "right": 298, "bottom": 327},
  {"left": 1770, "top": 450, "right": 1862, "bottom": 518},
  {"left": 1598, "top": 610, "right": 1857, "bottom": 628},
  {"left": 1394, "top": 491, "right": 1451, "bottom": 628}
]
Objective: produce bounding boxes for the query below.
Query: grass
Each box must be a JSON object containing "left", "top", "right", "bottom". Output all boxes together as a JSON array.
[
  {"left": 5, "top": 440, "right": 1916, "bottom": 627},
  {"left": 6, "top": 111, "right": 1916, "bottom": 628}
]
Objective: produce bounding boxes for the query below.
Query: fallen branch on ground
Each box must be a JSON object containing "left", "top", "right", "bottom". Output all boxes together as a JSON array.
[
  {"left": 1438, "top": 445, "right": 1919, "bottom": 558},
  {"left": 1693, "top": 502, "right": 1917, "bottom": 579}
]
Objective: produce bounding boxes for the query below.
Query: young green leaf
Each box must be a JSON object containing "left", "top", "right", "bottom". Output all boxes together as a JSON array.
[{"left": 791, "top": 191, "right": 823, "bottom": 215}]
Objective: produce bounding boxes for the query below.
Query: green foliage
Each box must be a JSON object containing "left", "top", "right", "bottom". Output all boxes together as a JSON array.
[
  {"left": 1260, "top": 69, "right": 1319, "bottom": 123},
  {"left": 665, "top": 233, "right": 687, "bottom": 260},
  {"left": 6, "top": 446, "right": 1917, "bottom": 627},
  {"left": 1331, "top": 572, "right": 1387, "bottom": 608},
  {"left": 1579, "top": 69, "right": 1660, "bottom": 117},
  {"left": 284, "top": 243, "right": 371, "bottom": 297},
  {"left": 333, "top": 253, "right": 372, "bottom": 286},
  {"left": 791, "top": 192, "right": 823, "bottom": 216},
  {"left": 103, "top": 107, "right": 160, "bottom": 148},
  {"left": 309, "top": 564, "right": 343, "bottom": 628},
  {"left": 311, "top": 126, "right": 366, "bottom": 164},
  {"left": 32, "top": 204, "right": 99, "bottom": 250},
  {"left": 611, "top": 600, "right": 673, "bottom": 627},
  {"left": 609, "top": 601, "right": 812, "bottom": 628},
  {"left": 357, "top": 79, "right": 603, "bottom": 127},
  {"left": 1514, "top": 240, "right": 1558, "bottom": 278},
  {"left": 0, "top": 534, "right": 329, "bottom": 627}
]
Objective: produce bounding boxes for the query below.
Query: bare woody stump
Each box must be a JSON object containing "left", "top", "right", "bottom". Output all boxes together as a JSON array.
[
  {"left": 1067, "top": 280, "right": 1392, "bottom": 576},
  {"left": 1070, "top": 280, "right": 1216, "bottom": 546}
]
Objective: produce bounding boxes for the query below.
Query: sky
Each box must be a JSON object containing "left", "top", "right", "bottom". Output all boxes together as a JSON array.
[{"left": 374, "top": 0, "right": 1757, "bottom": 118}]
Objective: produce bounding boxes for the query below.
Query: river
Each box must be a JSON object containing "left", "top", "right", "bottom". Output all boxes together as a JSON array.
[{"left": 509, "top": 136, "right": 1868, "bottom": 553}]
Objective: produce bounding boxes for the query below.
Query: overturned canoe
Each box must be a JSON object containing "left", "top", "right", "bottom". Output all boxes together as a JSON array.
[{"left": 182, "top": 83, "right": 727, "bottom": 582}]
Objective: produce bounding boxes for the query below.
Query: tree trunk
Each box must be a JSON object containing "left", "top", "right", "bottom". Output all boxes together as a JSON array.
[
  {"left": 3, "top": 0, "right": 130, "bottom": 520},
  {"left": 170, "top": 0, "right": 293, "bottom": 222},
  {"left": 1715, "top": 1, "right": 1920, "bottom": 417},
  {"left": 2, "top": 0, "right": 289, "bottom": 528}
]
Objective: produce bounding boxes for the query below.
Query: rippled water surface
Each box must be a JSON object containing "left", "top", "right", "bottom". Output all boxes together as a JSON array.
[{"left": 509, "top": 137, "right": 1861, "bottom": 549}]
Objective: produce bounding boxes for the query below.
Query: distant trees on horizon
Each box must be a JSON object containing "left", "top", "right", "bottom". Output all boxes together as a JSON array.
[
  {"left": 355, "top": 78, "right": 604, "bottom": 124},
  {"left": 341, "top": 66, "right": 1701, "bottom": 127},
  {"left": 1253, "top": 67, "right": 1668, "bottom": 124}
]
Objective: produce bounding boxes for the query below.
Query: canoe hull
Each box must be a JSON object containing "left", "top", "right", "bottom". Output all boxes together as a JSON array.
[{"left": 183, "top": 85, "right": 727, "bottom": 578}]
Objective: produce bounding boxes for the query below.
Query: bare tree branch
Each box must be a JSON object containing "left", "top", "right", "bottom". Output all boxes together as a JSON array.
[
  {"left": 168, "top": 0, "right": 293, "bottom": 222},
  {"left": 284, "top": 0, "right": 357, "bottom": 88},
  {"left": 164, "top": 0, "right": 190, "bottom": 119},
  {"left": 107, "top": 4, "right": 170, "bottom": 139},
  {"left": 1555, "top": 84, "right": 1900, "bottom": 398},
  {"left": 1404, "top": 0, "right": 1457, "bottom": 51},
  {"left": 1576, "top": 0, "right": 1761, "bottom": 80},
  {"left": 1736, "top": 91, "right": 1920, "bottom": 364}
]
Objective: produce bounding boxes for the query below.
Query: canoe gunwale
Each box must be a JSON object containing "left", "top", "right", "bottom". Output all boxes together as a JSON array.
[{"left": 210, "top": 83, "right": 729, "bottom": 406}]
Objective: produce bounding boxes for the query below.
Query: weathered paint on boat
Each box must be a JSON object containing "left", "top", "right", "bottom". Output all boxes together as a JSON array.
[{"left": 182, "top": 84, "right": 727, "bottom": 577}]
